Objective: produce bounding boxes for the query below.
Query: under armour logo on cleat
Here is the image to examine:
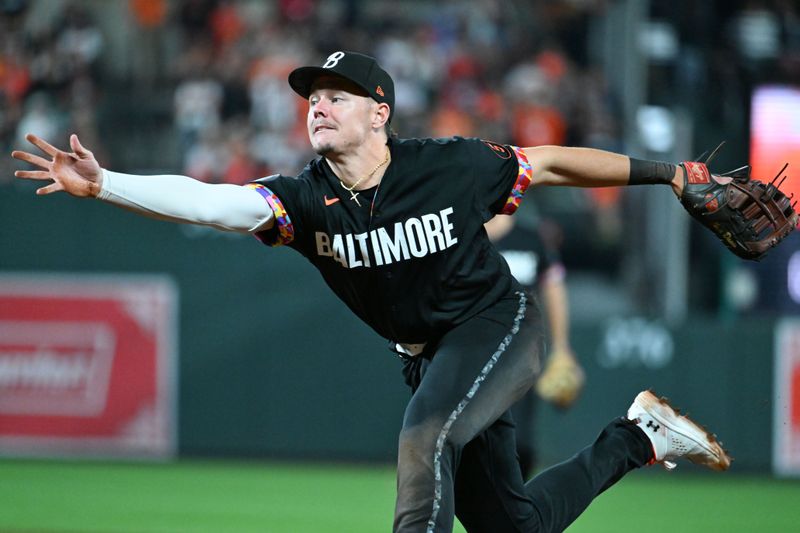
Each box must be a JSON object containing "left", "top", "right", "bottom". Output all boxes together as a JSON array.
[{"left": 646, "top": 420, "right": 661, "bottom": 432}]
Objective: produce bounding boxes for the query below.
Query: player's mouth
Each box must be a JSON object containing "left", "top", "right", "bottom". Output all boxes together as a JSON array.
[{"left": 313, "top": 123, "right": 336, "bottom": 134}]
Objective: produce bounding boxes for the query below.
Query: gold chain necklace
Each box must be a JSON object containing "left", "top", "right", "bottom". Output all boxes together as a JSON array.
[{"left": 339, "top": 148, "right": 390, "bottom": 206}]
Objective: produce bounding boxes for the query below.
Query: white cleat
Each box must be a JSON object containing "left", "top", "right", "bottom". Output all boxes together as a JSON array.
[{"left": 627, "top": 390, "right": 731, "bottom": 471}]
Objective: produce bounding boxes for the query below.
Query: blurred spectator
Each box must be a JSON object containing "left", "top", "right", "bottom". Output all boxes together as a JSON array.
[
  {"left": 430, "top": 104, "right": 476, "bottom": 138},
  {"left": 15, "top": 91, "right": 65, "bottom": 148},
  {"left": 56, "top": 4, "right": 104, "bottom": 73},
  {"left": 129, "top": 0, "right": 170, "bottom": 85},
  {"left": 730, "top": 1, "right": 781, "bottom": 64},
  {"left": 248, "top": 55, "right": 298, "bottom": 133},
  {"left": 0, "top": 39, "right": 31, "bottom": 106},
  {"left": 222, "top": 125, "right": 262, "bottom": 184},
  {"left": 504, "top": 62, "right": 567, "bottom": 147},
  {"left": 183, "top": 126, "right": 226, "bottom": 182},
  {"left": 173, "top": 40, "right": 223, "bottom": 163},
  {"left": 177, "top": 0, "right": 217, "bottom": 47},
  {"left": 210, "top": 0, "right": 244, "bottom": 50},
  {"left": 374, "top": 34, "right": 437, "bottom": 122}
]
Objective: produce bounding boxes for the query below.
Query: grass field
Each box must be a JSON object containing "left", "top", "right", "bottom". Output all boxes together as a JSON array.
[{"left": 1, "top": 459, "right": 798, "bottom": 532}]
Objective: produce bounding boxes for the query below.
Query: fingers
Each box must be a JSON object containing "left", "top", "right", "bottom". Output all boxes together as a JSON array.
[
  {"left": 36, "top": 181, "right": 63, "bottom": 195},
  {"left": 70, "top": 134, "right": 92, "bottom": 157},
  {"left": 25, "top": 133, "right": 60, "bottom": 157},
  {"left": 11, "top": 150, "right": 51, "bottom": 170},
  {"left": 14, "top": 170, "right": 51, "bottom": 180}
]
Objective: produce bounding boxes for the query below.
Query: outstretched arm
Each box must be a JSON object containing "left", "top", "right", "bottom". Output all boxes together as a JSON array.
[
  {"left": 523, "top": 145, "right": 683, "bottom": 196},
  {"left": 535, "top": 269, "right": 585, "bottom": 409},
  {"left": 523, "top": 143, "right": 797, "bottom": 261},
  {"left": 540, "top": 269, "right": 571, "bottom": 355},
  {"left": 12, "top": 133, "right": 274, "bottom": 233}
]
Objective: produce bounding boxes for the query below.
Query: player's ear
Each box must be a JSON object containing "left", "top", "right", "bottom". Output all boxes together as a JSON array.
[{"left": 372, "top": 102, "right": 390, "bottom": 131}]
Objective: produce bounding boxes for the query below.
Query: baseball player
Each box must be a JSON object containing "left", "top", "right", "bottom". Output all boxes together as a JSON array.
[
  {"left": 485, "top": 214, "right": 583, "bottom": 479},
  {"left": 13, "top": 51, "right": 736, "bottom": 533}
]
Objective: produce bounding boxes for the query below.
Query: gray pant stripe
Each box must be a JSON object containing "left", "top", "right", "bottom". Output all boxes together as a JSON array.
[{"left": 426, "top": 292, "right": 528, "bottom": 533}]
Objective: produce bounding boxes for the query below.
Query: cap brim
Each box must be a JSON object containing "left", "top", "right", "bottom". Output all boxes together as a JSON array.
[
  {"left": 288, "top": 66, "right": 328, "bottom": 98},
  {"left": 288, "top": 66, "right": 370, "bottom": 99}
]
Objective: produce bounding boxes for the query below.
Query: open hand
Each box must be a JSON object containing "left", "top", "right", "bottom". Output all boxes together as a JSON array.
[{"left": 12, "top": 133, "right": 102, "bottom": 197}]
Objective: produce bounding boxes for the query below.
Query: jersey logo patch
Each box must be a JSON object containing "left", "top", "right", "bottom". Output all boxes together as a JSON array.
[
  {"left": 324, "top": 195, "right": 340, "bottom": 206},
  {"left": 482, "top": 140, "right": 512, "bottom": 160}
]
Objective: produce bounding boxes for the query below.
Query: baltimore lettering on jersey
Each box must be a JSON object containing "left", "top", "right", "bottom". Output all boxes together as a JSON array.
[{"left": 316, "top": 207, "right": 458, "bottom": 268}]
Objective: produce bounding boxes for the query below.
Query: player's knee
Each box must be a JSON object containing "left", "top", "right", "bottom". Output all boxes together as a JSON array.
[
  {"left": 398, "top": 421, "right": 440, "bottom": 458},
  {"left": 397, "top": 417, "right": 473, "bottom": 467}
]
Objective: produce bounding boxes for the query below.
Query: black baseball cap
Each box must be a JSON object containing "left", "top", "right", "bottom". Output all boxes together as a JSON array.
[{"left": 288, "top": 51, "right": 395, "bottom": 122}]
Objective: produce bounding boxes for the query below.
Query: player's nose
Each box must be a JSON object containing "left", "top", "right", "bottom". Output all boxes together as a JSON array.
[{"left": 311, "top": 99, "right": 330, "bottom": 117}]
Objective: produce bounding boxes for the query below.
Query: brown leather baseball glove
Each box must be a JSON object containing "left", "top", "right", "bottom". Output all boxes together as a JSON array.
[
  {"left": 680, "top": 144, "right": 798, "bottom": 261},
  {"left": 536, "top": 348, "right": 585, "bottom": 409}
]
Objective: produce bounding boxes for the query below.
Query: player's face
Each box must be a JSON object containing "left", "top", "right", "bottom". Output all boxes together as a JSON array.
[{"left": 307, "top": 76, "right": 377, "bottom": 156}]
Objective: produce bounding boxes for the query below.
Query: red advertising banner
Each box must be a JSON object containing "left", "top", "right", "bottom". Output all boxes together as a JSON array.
[
  {"left": 751, "top": 85, "right": 800, "bottom": 223},
  {"left": 0, "top": 275, "right": 177, "bottom": 459},
  {"left": 774, "top": 319, "right": 800, "bottom": 477}
]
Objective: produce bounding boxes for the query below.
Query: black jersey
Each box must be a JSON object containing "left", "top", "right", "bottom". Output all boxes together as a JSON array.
[
  {"left": 491, "top": 223, "right": 563, "bottom": 290},
  {"left": 249, "top": 136, "right": 533, "bottom": 343}
]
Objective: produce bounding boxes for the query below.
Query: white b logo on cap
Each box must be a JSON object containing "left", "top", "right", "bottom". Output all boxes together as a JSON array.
[{"left": 323, "top": 51, "right": 345, "bottom": 69}]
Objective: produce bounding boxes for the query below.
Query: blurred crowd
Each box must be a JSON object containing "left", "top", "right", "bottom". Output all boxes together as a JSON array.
[
  {"left": 1, "top": 0, "right": 799, "bottom": 291},
  {"left": 0, "top": 0, "right": 796, "bottom": 178},
  {"left": 0, "top": 0, "right": 628, "bottom": 185},
  {"left": 153, "top": 0, "right": 625, "bottom": 185},
  {"left": 0, "top": 1, "right": 105, "bottom": 172},
  {"left": 2, "top": 0, "right": 798, "bottom": 179}
]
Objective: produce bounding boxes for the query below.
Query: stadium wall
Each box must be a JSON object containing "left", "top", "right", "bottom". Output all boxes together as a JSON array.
[{"left": 0, "top": 185, "right": 783, "bottom": 471}]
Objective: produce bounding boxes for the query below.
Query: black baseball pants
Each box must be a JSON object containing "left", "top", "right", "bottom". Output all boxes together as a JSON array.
[
  {"left": 393, "top": 290, "right": 653, "bottom": 532},
  {"left": 510, "top": 387, "right": 540, "bottom": 478}
]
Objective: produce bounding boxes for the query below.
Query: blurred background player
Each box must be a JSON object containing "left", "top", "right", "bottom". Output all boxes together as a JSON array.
[{"left": 485, "top": 213, "right": 584, "bottom": 478}]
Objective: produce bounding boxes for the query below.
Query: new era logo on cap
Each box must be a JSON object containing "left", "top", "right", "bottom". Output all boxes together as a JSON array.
[{"left": 288, "top": 51, "right": 395, "bottom": 121}]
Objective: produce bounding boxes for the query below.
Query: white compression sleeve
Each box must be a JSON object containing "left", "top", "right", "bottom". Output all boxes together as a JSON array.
[{"left": 97, "top": 169, "right": 274, "bottom": 233}]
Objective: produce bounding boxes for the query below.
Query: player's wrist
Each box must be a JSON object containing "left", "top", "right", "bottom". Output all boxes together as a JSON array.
[
  {"left": 671, "top": 164, "right": 686, "bottom": 197},
  {"left": 628, "top": 158, "right": 677, "bottom": 186},
  {"left": 88, "top": 175, "right": 103, "bottom": 198},
  {"left": 550, "top": 344, "right": 572, "bottom": 357},
  {"left": 94, "top": 168, "right": 111, "bottom": 200}
]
